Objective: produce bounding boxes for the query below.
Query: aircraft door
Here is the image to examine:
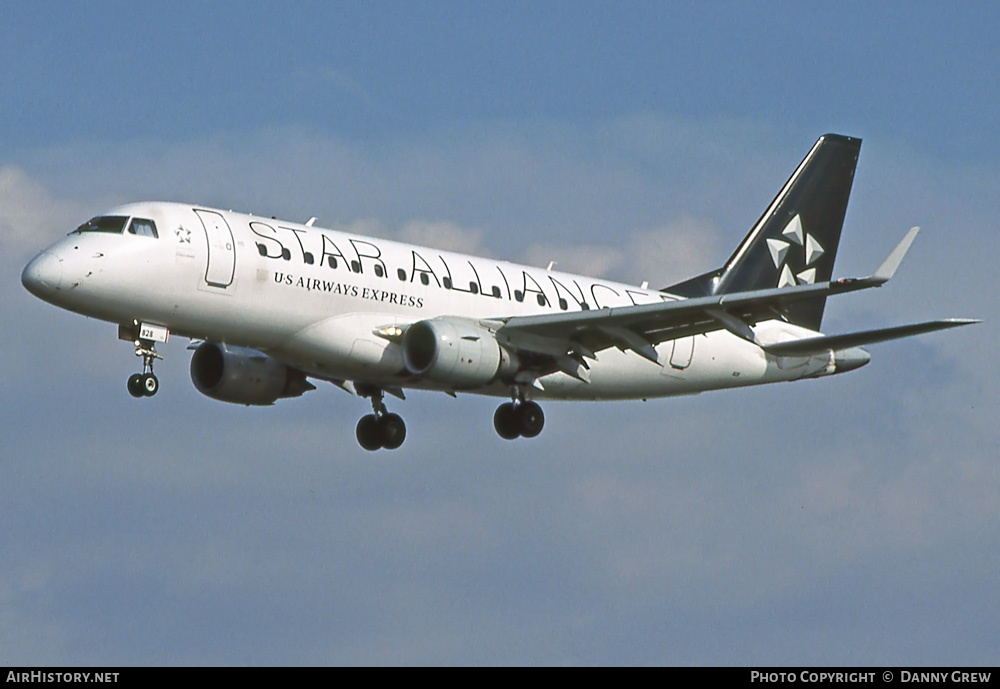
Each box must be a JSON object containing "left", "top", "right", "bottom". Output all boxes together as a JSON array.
[
  {"left": 195, "top": 209, "right": 236, "bottom": 288},
  {"left": 668, "top": 336, "right": 695, "bottom": 369}
]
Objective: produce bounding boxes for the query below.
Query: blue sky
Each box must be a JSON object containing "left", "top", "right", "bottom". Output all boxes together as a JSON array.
[{"left": 2, "top": 2, "right": 997, "bottom": 665}]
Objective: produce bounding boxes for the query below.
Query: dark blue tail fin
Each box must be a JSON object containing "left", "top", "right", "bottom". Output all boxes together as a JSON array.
[{"left": 665, "top": 134, "right": 862, "bottom": 330}]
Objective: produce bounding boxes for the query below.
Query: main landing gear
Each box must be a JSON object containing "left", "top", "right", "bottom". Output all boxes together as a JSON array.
[
  {"left": 356, "top": 388, "right": 406, "bottom": 451},
  {"left": 493, "top": 393, "right": 545, "bottom": 440},
  {"left": 127, "top": 339, "right": 162, "bottom": 398}
]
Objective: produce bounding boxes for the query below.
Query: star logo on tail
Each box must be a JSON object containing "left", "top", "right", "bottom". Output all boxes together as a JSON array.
[{"left": 766, "top": 214, "right": 824, "bottom": 288}]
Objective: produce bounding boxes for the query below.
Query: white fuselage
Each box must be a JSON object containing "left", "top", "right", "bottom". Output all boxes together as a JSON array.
[{"left": 24, "top": 202, "right": 835, "bottom": 400}]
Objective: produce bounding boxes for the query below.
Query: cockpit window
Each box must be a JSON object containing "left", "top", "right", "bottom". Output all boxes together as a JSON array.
[
  {"left": 72, "top": 216, "right": 130, "bottom": 234},
  {"left": 127, "top": 218, "right": 158, "bottom": 238}
]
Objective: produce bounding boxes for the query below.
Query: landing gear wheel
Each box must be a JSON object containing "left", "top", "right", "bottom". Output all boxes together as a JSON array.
[
  {"left": 141, "top": 373, "right": 159, "bottom": 397},
  {"left": 127, "top": 373, "right": 144, "bottom": 398},
  {"left": 355, "top": 387, "right": 408, "bottom": 451},
  {"left": 378, "top": 413, "right": 406, "bottom": 450},
  {"left": 127, "top": 334, "right": 164, "bottom": 399},
  {"left": 516, "top": 401, "right": 545, "bottom": 438},
  {"left": 356, "top": 414, "right": 382, "bottom": 451},
  {"left": 494, "top": 402, "right": 520, "bottom": 439}
]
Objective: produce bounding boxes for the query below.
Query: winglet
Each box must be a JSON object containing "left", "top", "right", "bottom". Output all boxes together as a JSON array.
[{"left": 873, "top": 226, "right": 920, "bottom": 282}]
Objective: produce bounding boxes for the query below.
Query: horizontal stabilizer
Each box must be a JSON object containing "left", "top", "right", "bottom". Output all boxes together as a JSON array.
[{"left": 762, "top": 319, "right": 980, "bottom": 356}]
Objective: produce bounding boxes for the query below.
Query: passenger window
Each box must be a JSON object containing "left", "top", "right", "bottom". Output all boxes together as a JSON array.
[{"left": 127, "top": 218, "right": 158, "bottom": 238}]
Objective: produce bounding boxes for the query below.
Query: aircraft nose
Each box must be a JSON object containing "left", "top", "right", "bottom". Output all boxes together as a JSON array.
[{"left": 21, "top": 250, "right": 64, "bottom": 299}]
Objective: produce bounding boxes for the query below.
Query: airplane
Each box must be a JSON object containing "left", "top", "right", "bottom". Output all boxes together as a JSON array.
[{"left": 21, "top": 134, "right": 978, "bottom": 451}]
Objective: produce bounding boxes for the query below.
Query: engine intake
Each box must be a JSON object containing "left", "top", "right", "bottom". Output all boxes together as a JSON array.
[
  {"left": 402, "top": 319, "right": 517, "bottom": 389},
  {"left": 190, "top": 342, "right": 314, "bottom": 405}
]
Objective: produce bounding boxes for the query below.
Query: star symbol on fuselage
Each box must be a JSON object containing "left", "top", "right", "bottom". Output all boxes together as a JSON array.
[
  {"left": 766, "top": 214, "right": 824, "bottom": 288},
  {"left": 175, "top": 226, "right": 192, "bottom": 244}
]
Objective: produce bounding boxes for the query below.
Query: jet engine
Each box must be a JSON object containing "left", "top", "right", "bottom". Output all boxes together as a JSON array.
[
  {"left": 190, "top": 342, "right": 314, "bottom": 406},
  {"left": 402, "top": 318, "right": 518, "bottom": 388}
]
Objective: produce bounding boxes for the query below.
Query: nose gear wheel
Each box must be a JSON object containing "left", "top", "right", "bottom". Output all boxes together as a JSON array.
[{"left": 127, "top": 339, "right": 162, "bottom": 398}]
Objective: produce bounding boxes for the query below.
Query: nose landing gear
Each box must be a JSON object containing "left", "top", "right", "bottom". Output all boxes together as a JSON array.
[
  {"left": 127, "top": 339, "right": 162, "bottom": 398},
  {"left": 356, "top": 387, "right": 407, "bottom": 451}
]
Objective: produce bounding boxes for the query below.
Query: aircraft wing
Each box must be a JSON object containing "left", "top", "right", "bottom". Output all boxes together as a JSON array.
[
  {"left": 492, "top": 228, "right": 976, "bottom": 376},
  {"left": 494, "top": 275, "right": 886, "bottom": 366},
  {"left": 760, "top": 319, "right": 979, "bottom": 356}
]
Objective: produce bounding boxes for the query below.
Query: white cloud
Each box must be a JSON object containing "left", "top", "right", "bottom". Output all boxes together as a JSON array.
[
  {"left": 522, "top": 215, "right": 722, "bottom": 286},
  {"left": 394, "top": 219, "right": 493, "bottom": 257},
  {"left": 0, "top": 166, "right": 90, "bottom": 263},
  {"left": 519, "top": 241, "right": 624, "bottom": 279}
]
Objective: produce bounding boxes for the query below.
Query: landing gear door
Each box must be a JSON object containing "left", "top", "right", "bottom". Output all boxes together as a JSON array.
[{"left": 195, "top": 209, "right": 236, "bottom": 288}]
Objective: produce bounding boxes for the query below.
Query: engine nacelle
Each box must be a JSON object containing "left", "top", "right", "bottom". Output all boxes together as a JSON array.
[
  {"left": 190, "top": 342, "right": 314, "bottom": 406},
  {"left": 402, "top": 318, "right": 517, "bottom": 389}
]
